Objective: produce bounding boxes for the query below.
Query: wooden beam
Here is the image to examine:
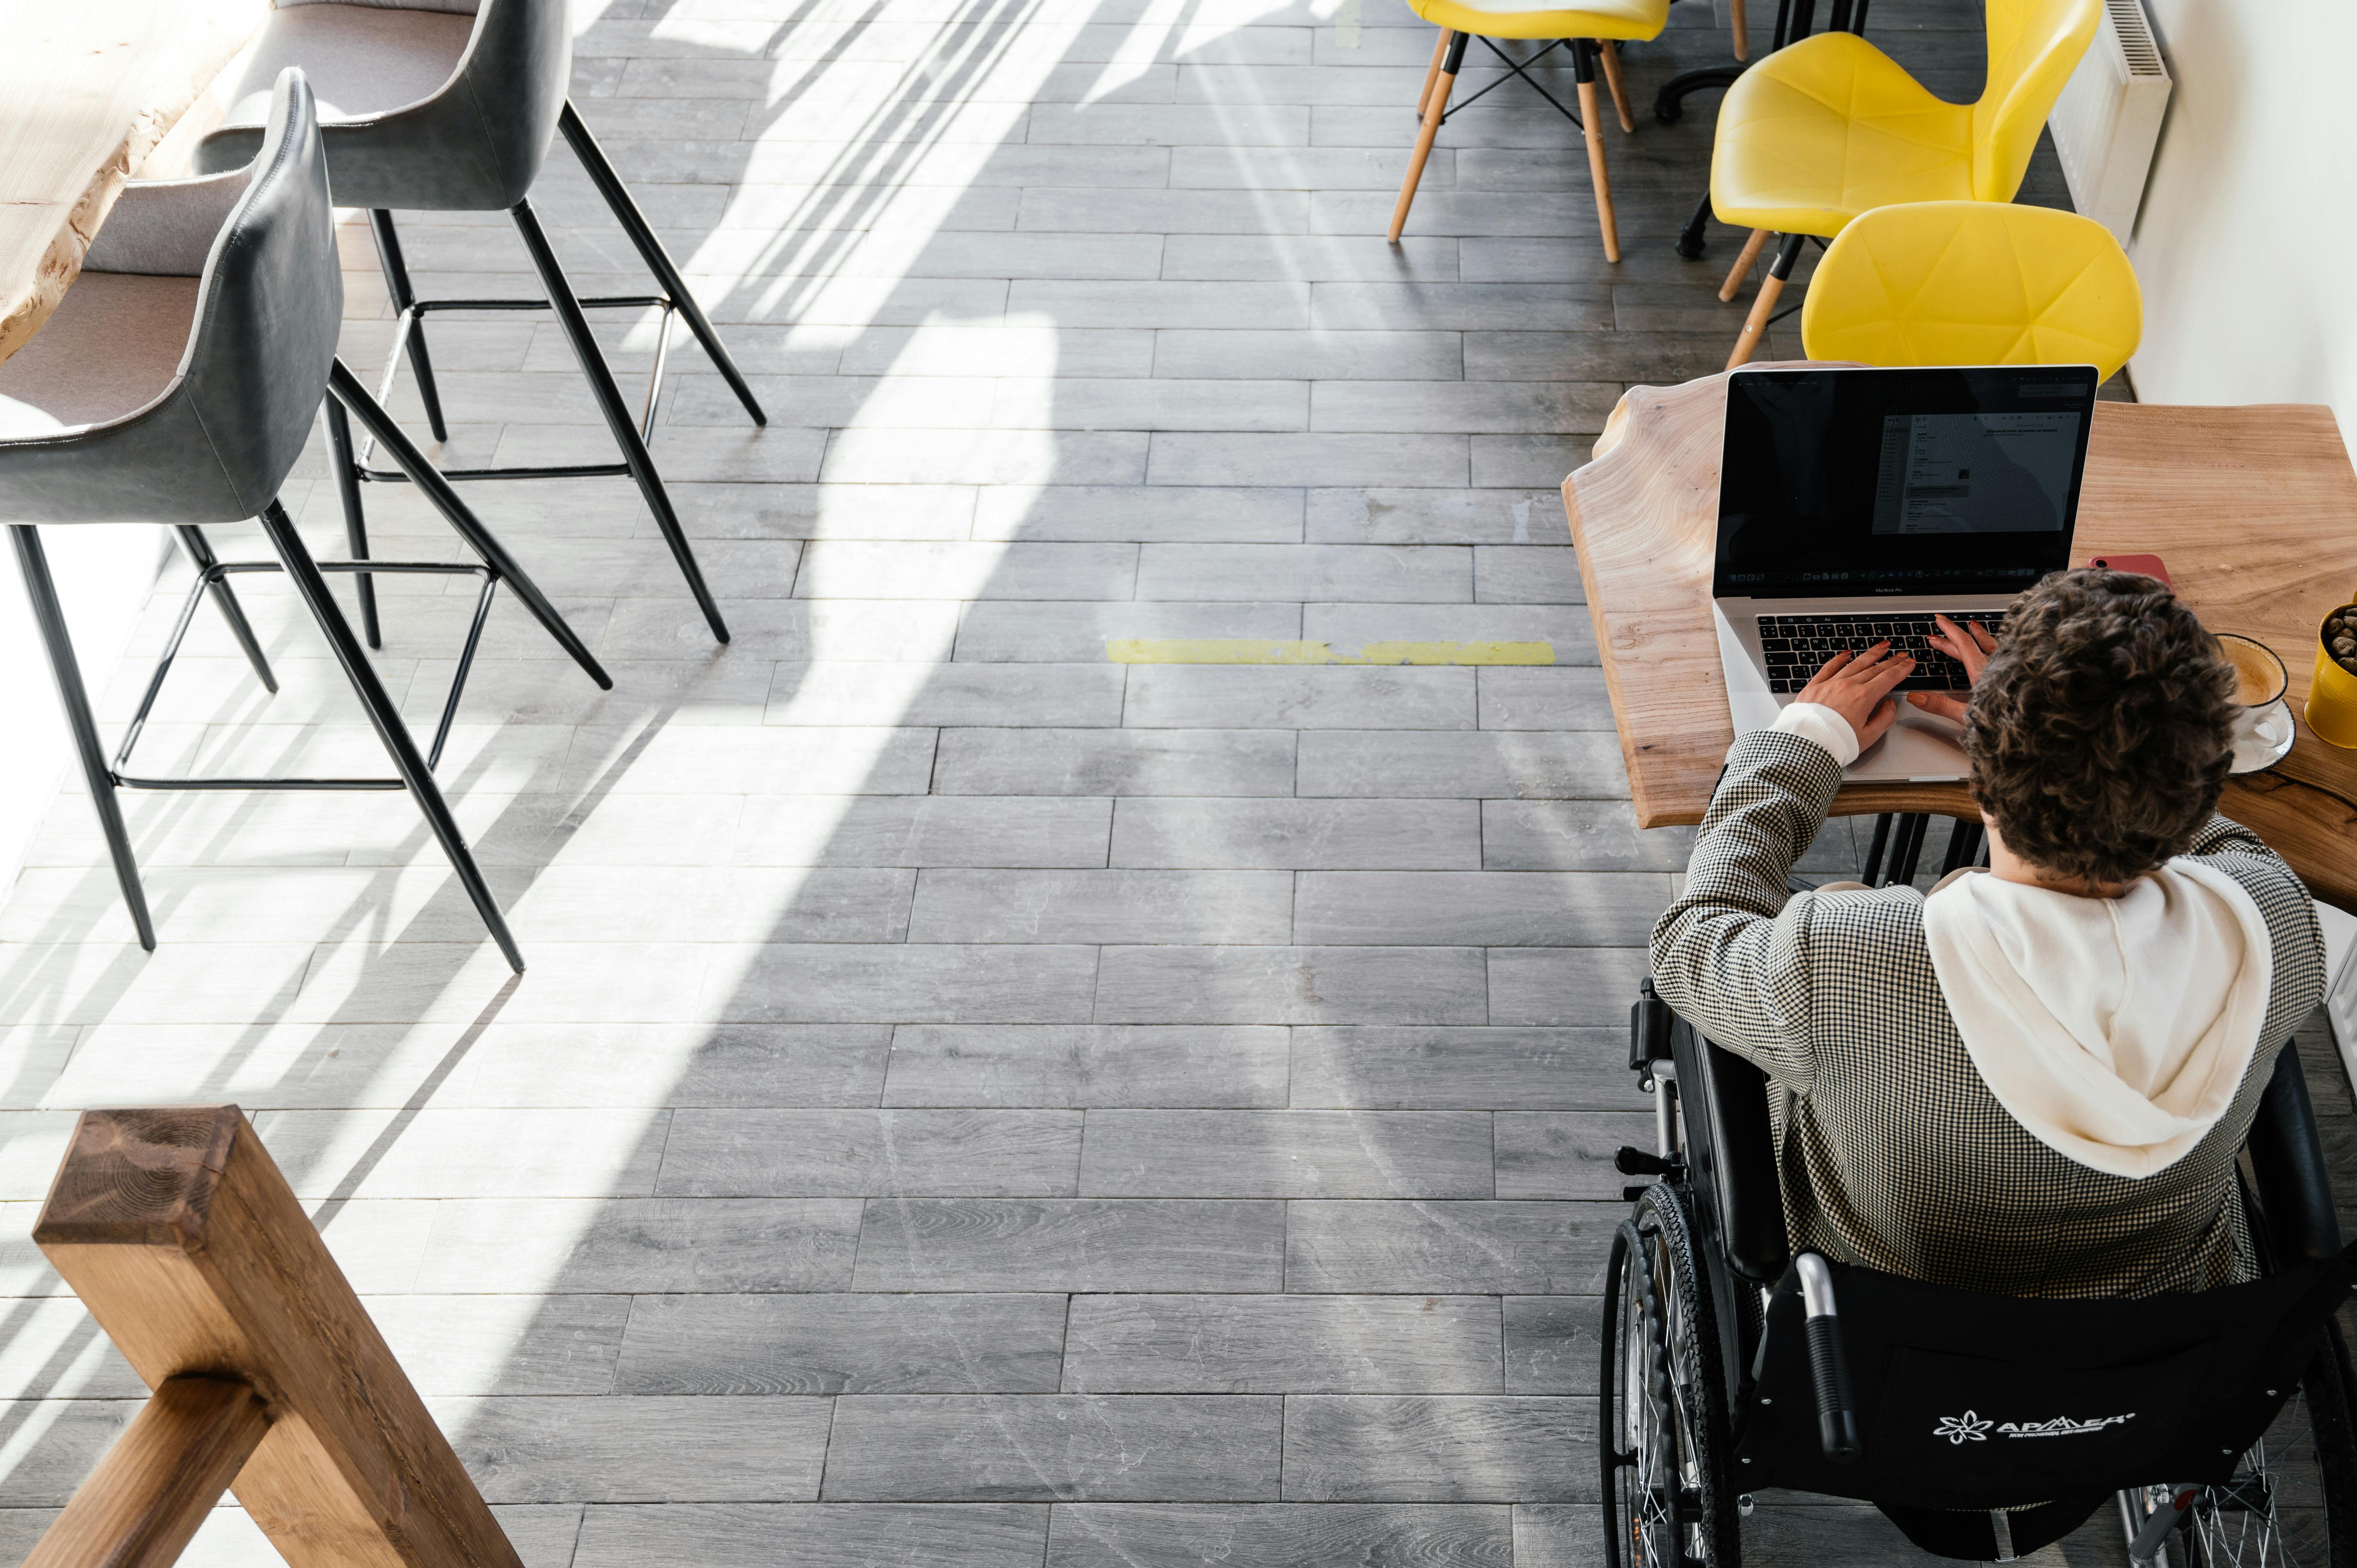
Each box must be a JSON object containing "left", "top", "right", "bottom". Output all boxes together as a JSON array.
[
  {"left": 34, "top": 1107, "right": 522, "bottom": 1568},
  {"left": 23, "top": 1376, "right": 268, "bottom": 1568}
]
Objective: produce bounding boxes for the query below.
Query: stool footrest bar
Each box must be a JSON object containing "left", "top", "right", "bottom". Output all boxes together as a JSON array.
[
  {"left": 356, "top": 462, "right": 635, "bottom": 484},
  {"left": 116, "top": 775, "right": 408, "bottom": 791},
  {"left": 115, "top": 556, "right": 502, "bottom": 788},
  {"left": 411, "top": 295, "right": 669, "bottom": 314}
]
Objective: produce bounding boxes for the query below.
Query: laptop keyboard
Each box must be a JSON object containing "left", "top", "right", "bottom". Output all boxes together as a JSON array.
[{"left": 1758, "top": 612, "right": 2008, "bottom": 694}]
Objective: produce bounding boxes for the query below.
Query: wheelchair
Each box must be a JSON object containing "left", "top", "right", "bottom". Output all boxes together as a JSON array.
[{"left": 1605, "top": 978, "right": 2357, "bottom": 1566}]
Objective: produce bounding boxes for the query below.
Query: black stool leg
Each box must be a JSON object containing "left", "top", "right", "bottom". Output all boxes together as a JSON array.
[
  {"left": 559, "top": 100, "right": 768, "bottom": 429},
  {"left": 1885, "top": 812, "right": 1930, "bottom": 886},
  {"left": 1937, "top": 819, "right": 1985, "bottom": 877},
  {"left": 172, "top": 526, "right": 277, "bottom": 693},
  {"left": 509, "top": 196, "right": 729, "bottom": 644},
  {"left": 10, "top": 525, "right": 155, "bottom": 950},
  {"left": 326, "top": 360, "right": 613, "bottom": 691},
  {"left": 254, "top": 498, "right": 522, "bottom": 973},
  {"left": 321, "top": 396, "right": 381, "bottom": 650},
  {"left": 369, "top": 210, "right": 449, "bottom": 444},
  {"left": 1676, "top": 190, "right": 1714, "bottom": 260},
  {"left": 1860, "top": 813, "right": 1892, "bottom": 884}
]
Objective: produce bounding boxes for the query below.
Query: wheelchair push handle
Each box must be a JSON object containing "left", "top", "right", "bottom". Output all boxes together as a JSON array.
[{"left": 1796, "top": 1253, "right": 1862, "bottom": 1464}]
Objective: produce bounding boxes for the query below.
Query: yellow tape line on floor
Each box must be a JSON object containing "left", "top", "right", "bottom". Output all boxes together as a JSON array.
[{"left": 1106, "top": 639, "right": 1555, "bottom": 666}]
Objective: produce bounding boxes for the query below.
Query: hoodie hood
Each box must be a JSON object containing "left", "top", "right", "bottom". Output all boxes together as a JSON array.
[{"left": 1919, "top": 859, "right": 2273, "bottom": 1180}]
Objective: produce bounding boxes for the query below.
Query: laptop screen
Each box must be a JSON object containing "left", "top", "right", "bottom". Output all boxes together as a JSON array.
[{"left": 1715, "top": 365, "right": 2099, "bottom": 598}]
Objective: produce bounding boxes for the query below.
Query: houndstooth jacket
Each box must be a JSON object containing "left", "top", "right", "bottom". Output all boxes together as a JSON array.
[{"left": 1649, "top": 730, "right": 2330, "bottom": 1299}]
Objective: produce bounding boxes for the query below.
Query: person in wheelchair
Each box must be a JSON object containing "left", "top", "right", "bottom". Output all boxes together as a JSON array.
[
  {"left": 1651, "top": 568, "right": 2328, "bottom": 1300},
  {"left": 1609, "top": 567, "right": 2356, "bottom": 1565}
]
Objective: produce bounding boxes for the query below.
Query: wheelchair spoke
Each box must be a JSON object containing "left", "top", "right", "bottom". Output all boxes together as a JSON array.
[
  {"left": 1617, "top": 1222, "right": 1683, "bottom": 1566},
  {"left": 2179, "top": 1376, "right": 2342, "bottom": 1567},
  {"left": 1607, "top": 1190, "right": 1738, "bottom": 1568}
]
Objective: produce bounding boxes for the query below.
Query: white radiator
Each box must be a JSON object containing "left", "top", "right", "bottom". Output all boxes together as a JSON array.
[{"left": 2045, "top": 0, "right": 2172, "bottom": 242}]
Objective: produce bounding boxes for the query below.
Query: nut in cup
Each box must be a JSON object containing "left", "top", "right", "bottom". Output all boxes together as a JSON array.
[{"left": 2310, "top": 603, "right": 2357, "bottom": 749}]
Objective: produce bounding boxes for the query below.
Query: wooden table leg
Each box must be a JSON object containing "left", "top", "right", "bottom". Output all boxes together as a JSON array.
[
  {"left": 21, "top": 1378, "right": 268, "bottom": 1568},
  {"left": 33, "top": 1107, "right": 526, "bottom": 1568},
  {"left": 1731, "top": 0, "right": 1749, "bottom": 59}
]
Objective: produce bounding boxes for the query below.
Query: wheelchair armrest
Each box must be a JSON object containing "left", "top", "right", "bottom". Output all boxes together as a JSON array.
[
  {"left": 1669, "top": 1015, "right": 1790, "bottom": 1283},
  {"left": 2245, "top": 1042, "right": 2344, "bottom": 1267}
]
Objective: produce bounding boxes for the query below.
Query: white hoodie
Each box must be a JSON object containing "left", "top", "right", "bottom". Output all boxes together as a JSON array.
[
  {"left": 1768, "top": 700, "right": 2275, "bottom": 1181},
  {"left": 1919, "top": 863, "right": 2273, "bottom": 1180}
]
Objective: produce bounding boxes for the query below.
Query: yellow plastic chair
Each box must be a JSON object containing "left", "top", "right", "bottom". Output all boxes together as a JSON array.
[
  {"left": 1710, "top": 0, "right": 2101, "bottom": 366},
  {"left": 1799, "top": 202, "right": 2141, "bottom": 380},
  {"left": 1389, "top": 0, "right": 1670, "bottom": 263}
]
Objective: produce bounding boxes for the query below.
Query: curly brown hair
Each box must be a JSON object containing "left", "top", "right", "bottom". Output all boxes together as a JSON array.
[{"left": 1965, "top": 569, "right": 2235, "bottom": 885}]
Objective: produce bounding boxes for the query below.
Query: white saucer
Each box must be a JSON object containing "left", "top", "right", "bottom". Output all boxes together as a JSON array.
[{"left": 2230, "top": 698, "right": 2297, "bottom": 774}]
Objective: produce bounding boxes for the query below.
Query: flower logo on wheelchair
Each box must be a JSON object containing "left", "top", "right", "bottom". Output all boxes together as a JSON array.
[{"left": 1933, "top": 1410, "right": 1994, "bottom": 1446}]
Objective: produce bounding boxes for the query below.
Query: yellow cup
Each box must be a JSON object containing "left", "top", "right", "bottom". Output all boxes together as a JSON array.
[{"left": 2307, "top": 603, "right": 2357, "bottom": 748}]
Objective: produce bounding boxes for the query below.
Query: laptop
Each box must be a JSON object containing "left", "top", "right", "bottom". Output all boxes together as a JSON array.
[{"left": 1713, "top": 364, "right": 2100, "bottom": 781}]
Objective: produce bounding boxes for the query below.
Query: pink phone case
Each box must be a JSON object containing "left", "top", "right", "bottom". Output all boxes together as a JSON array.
[{"left": 2083, "top": 553, "right": 2173, "bottom": 589}]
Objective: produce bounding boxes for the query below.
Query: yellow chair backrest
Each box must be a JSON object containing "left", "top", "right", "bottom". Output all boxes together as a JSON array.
[
  {"left": 1972, "top": 0, "right": 2103, "bottom": 201},
  {"left": 1800, "top": 202, "right": 2142, "bottom": 381}
]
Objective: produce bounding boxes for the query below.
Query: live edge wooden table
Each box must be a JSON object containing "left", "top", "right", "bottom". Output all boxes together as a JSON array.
[
  {"left": 0, "top": 2, "right": 263, "bottom": 365},
  {"left": 1563, "top": 368, "right": 2357, "bottom": 915}
]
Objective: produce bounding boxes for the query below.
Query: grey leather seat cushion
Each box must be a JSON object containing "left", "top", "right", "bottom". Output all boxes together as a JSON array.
[
  {"left": 220, "top": 5, "right": 472, "bottom": 131},
  {"left": 84, "top": 173, "right": 250, "bottom": 278},
  {"left": 283, "top": 0, "right": 478, "bottom": 11},
  {"left": 0, "top": 276, "right": 200, "bottom": 436}
]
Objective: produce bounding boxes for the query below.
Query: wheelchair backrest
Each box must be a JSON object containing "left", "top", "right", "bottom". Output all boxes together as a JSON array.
[{"left": 1736, "top": 1247, "right": 2357, "bottom": 1511}]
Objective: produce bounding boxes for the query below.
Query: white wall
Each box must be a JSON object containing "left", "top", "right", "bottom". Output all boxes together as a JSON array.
[
  {"left": 0, "top": 529, "right": 171, "bottom": 900},
  {"left": 2127, "top": 0, "right": 2357, "bottom": 435}
]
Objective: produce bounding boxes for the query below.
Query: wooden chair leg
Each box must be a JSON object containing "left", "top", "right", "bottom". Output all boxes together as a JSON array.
[
  {"left": 1574, "top": 43, "right": 1620, "bottom": 263},
  {"left": 1728, "top": 272, "right": 1783, "bottom": 367},
  {"left": 1731, "top": 0, "right": 1749, "bottom": 59},
  {"left": 1417, "top": 27, "right": 1449, "bottom": 119},
  {"left": 1728, "top": 231, "right": 1805, "bottom": 368},
  {"left": 1599, "top": 39, "right": 1634, "bottom": 133},
  {"left": 1391, "top": 31, "right": 1465, "bottom": 242},
  {"left": 1718, "top": 228, "right": 1770, "bottom": 301}
]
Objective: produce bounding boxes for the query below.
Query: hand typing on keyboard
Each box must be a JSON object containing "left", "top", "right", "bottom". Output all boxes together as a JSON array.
[
  {"left": 1906, "top": 613, "right": 1999, "bottom": 724},
  {"left": 1759, "top": 611, "right": 2008, "bottom": 697},
  {"left": 1793, "top": 640, "right": 1917, "bottom": 750}
]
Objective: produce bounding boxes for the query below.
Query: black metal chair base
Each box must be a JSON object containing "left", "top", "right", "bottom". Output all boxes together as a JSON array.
[
  {"left": 112, "top": 556, "right": 502, "bottom": 792},
  {"left": 1441, "top": 37, "right": 1586, "bottom": 128},
  {"left": 351, "top": 289, "right": 677, "bottom": 491},
  {"left": 11, "top": 505, "right": 528, "bottom": 972},
  {"left": 8, "top": 369, "right": 612, "bottom": 974},
  {"left": 1654, "top": 63, "right": 1743, "bottom": 124},
  {"left": 1861, "top": 812, "right": 1987, "bottom": 888},
  {"left": 336, "top": 99, "right": 767, "bottom": 649}
]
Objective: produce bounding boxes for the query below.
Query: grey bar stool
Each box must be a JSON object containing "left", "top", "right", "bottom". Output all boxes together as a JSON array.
[
  {"left": 194, "top": 0, "right": 768, "bottom": 647},
  {"left": 0, "top": 69, "right": 598, "bottom": 972}
]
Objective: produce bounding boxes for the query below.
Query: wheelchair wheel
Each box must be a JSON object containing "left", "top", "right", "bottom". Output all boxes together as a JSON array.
[
  {"left": 2164, "top": 1328, "right": 2357, "bottom": 1566},
  {"left": 1601, "top": 1182, "right": 1743, "bottom": 1568}
]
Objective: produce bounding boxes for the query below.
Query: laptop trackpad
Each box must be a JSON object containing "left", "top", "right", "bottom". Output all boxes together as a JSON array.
[{"left": 1851, "top": 709, "right": 1967, "bottom": 781}]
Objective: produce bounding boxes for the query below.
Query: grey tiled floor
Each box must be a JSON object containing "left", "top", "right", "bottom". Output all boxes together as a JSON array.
[{"left": 0, "top": 0, "right": 2327, "bottom": 1564}]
